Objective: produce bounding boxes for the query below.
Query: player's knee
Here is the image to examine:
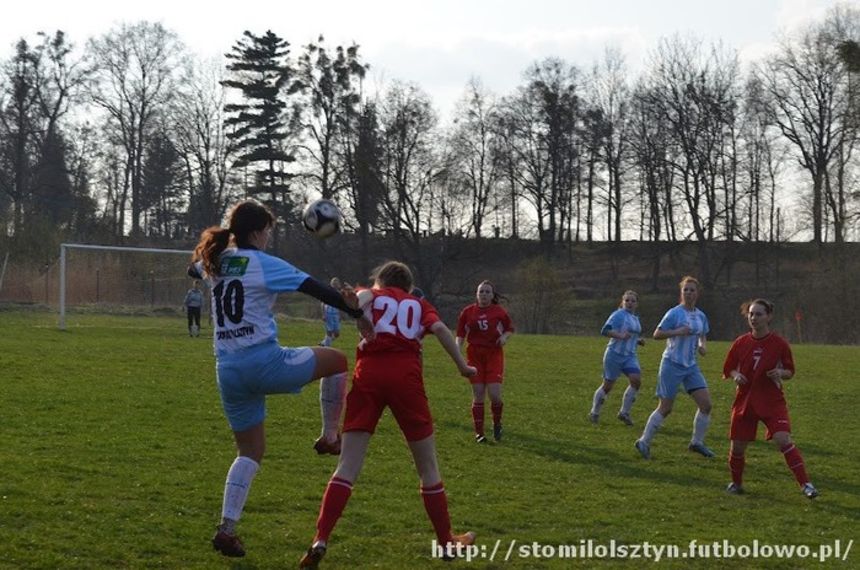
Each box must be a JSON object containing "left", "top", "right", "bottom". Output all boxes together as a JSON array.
[
  {"left": 699, "top": 403, "right": 712, "bottom": 415},
  {"left": 772, "top": 432, "right": 792, "bottom": 447},
  {"left": 629, "top": 377, "right": 642, "bottom": 390}
]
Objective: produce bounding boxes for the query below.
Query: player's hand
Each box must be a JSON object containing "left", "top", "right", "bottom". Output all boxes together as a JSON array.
[
  {"left": 766, "top": 368, "right": 784, "bottom": 387},
  {"left": 732, "top": 371, "right": 748, "bottom": 385},
  {"left": 621, "top": 331, "right": 632, "bottom": 340},
  {"left": 698, "top": 345, "right": 706, "bottom": 357},
  {"left": 676, "top": 325, "right": 691, "bottom": 336},
  {"left": 356, "top": 315, "right": 376, "bottom": 342},
  {"left": 340, "top": 282, "right": 359, "bottom": 310},
  {"left": 460, "top": 364, "right": 477, "bottom": 378},
  {"left": 637, "top": 338, "right": 646, "bottom": 346},
  {"left": 496, "top": 336, "right": 507, "bottom": 347}
]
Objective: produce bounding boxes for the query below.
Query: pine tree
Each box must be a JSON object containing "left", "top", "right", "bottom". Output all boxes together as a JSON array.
[{"left": 222, "top": 30, "right": 300, "bottom": 245}]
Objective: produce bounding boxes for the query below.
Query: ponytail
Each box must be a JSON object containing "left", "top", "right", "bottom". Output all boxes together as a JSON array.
[{"left": 193, "top": 226, "right": 231, "bottom": 277}]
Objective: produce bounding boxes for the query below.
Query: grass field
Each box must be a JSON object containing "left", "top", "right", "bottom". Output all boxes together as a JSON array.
[{"left": 2, "top": 309, "right": 858, "bottom": 569}]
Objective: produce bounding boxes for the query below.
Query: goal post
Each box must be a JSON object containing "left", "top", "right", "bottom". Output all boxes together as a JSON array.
[{"left": 58, "top": 243, "right": 193, "bottom": 330}]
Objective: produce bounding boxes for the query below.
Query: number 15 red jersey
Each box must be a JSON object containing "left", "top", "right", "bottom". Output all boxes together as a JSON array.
[{"left": 456, "top": 303, "right": 514, "bottom": 348}]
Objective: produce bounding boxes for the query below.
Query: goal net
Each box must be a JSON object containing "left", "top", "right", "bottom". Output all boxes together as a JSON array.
[{"left": 57, "top": 243, "right": 196, "bottom": 330}]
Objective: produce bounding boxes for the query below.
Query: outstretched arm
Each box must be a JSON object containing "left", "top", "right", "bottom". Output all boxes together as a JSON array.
[{"left": 431, "top": 321, "right": 476, "bottom": 378}]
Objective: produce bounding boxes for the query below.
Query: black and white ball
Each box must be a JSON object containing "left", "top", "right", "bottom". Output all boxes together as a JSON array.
[{"left": 302, "top": 198, "right": 342, "bottom": 239}]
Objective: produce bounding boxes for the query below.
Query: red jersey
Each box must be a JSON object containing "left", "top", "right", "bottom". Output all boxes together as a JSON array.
[
  {"left": 456, "top": 303, "right": 514, "bottom": 348},
  {"left": 722, "top": 332, "right": 795, "bottom": 416},
  {"left": 356, "top": 287, "right": 440, "bottom": 359}
]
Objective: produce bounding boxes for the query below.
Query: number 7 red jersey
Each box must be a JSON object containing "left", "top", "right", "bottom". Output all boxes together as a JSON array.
[
  {"left": 722, "top": 332, "right": 795, "bottom": 416},
  {"left": 357, "top": 287, "right": 441, "bottom": 357}
]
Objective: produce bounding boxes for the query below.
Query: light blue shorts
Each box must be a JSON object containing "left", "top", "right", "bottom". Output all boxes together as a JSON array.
[
  {"left": 216, "top": 342, "right": 317, "bottom": 431},
  {"left": 324, "top": 314, "right": 340, "bottom": 334},
  {"left": 602, "top": 349, "right": 641, "bottom": 381},
  {"left": 656, "top": 358, "right": 707, "bottom": 399}
]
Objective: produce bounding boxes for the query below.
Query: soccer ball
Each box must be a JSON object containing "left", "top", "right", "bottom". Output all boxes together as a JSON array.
[{"left": 302, "top": 198, "right": 342, "bottom": 239}]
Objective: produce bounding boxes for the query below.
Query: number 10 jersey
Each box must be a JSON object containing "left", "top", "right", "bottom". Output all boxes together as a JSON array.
[{"left": 199, "top": 248, "right": 310, "bottom": 357}]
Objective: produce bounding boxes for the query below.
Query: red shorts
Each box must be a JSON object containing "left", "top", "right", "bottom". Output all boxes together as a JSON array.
[
  {"left": 729, "top": 404, "right": 792, "bottom": 441},
  {"left": 342, "top": 355, "right": 433, "bottom": 442},
  {"left": 466, "top": 344, "right": 504, "bottom": 384}
]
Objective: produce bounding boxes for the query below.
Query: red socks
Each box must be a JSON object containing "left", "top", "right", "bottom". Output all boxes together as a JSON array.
[
  {"left": 491, "top": 402, "right": 503, "bottom": 427},
  {"left": 314, "top": 476, "right": 353, "bottom": 543},
  {"left": 471, "top": 403, "right": 485, "bottom": 436},
  {"left": 729, "top": 452, "right": 745, "bottom": 486},
  {"left": 781, "top": 444, "right": 810, "bottom": 487},
  {"left": 420, "top": 482, "right": 453, "bottom": 544}
]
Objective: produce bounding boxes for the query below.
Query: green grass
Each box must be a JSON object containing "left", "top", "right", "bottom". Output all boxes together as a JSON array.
[{"left": 2, "top": 310, "right": 858, "bottom": 569}]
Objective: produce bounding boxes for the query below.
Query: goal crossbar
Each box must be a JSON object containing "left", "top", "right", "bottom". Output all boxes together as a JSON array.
[{"left": 59, "top": 243, "right": 193, "bottom": 330}]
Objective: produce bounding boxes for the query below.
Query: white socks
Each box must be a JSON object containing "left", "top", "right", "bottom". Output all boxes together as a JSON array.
[
  {"left": 221, "top": 456, "right": 260, "bottom": 523},
  {"left": 590, "top": 386, "right": 607, "bottom": 415},
  {"left": 320, "top": 335, "right": 332, "bottom": 347},
  {"left": 620, "top": 386, "right": 638, "bottom": 415},
  {"left": 641, "top": 410, "right": 664, "bottom": 444},
  {"left": 320, "top": 372, "right": 347, "bottom": 441},
  {"left": 691, "top": 410, "right": 711, "bottom": 445}
]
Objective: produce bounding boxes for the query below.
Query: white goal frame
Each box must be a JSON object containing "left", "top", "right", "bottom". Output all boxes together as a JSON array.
[{"left": 58, "top": 243, "right": 193, "bottom": 330}]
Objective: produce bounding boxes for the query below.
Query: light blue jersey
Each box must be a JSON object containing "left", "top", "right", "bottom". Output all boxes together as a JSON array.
[
  {"left": 601, "top": 309, "right": 642, "bottom": 356},
  {"left": 657, "top": 304, "right": 709, "bottom": 367},
  {"left": 198, "top": 248, "right": 310, "bottom": 357}
]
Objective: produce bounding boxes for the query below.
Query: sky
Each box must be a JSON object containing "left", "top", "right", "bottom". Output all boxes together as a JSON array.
[{"left": 1, "top": 0, "right": 845, "bottom": 117}]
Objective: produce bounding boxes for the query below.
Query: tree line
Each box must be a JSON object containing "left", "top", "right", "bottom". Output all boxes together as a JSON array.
[{"left": 1, "top": 6, "right": 858, "bottom": 282}]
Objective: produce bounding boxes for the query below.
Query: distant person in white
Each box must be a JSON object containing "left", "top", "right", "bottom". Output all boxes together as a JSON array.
[
  {"left": 184, "top": 279, "right": 205, "bottom": 337},
  {"left": 635, "top": 276, "right": 714, "bottom": 460},
  {"left": 189, "top": 200, "right": 374, "bottom": 559}
]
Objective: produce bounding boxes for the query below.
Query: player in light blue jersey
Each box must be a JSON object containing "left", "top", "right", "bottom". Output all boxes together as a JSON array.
[
  {"left": 635, "top": 276, "right": 714, "bottom": 460},
  {"left": 319, "top": 277, "right": 343, "bottom": 347},
  {"left": 189, "top": 200, "right": 375, "bottom": 559},
  {"left": 589, "top": 291, "right": 645, "bottom": 426}
]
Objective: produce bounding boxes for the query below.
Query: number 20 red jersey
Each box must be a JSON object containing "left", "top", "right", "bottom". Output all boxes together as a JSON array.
[{"left": 357, "top": 287, "right": 441, "bottom": 358}]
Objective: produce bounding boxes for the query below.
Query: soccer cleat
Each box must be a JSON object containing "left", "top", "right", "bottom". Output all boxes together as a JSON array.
[
  {"left": 475, "top": 434, "right": 487, "bottom": 444},
  {"left": 588, "top": 412, "right": 599, "bottom": 424},
  {"left": 299, "top": 542, "right": 327, "bottom": 569},
  {"left": 688, "top": 442, "right": 715, "bottom": 458},
  {"left": 616, "top": 412, "right": 634, "bottom": 426},
  {"left": 493, "top": 424, "right": 503, "bottom": 442},
  {"left": 634, "top": 439, "right": 651, "bottom": 459},
  {"left": 212, "top": 530, "right": 246, "bottom": 557},
  {"left": 441, "top": 531, "right": 477, "bottom": 561},
  {"left": 726, "top": 482, "right": 745, "bottom": 495},
  {"left": 313, "top": 435, "right": 341, "bottom": 456},
  {"left": 802, "top": 483, "right": 819, "bottom": 499}
]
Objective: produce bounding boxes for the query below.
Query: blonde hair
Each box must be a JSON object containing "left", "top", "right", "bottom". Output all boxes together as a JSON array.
[{"left": 619, "top": 290, "right": 639, "bottom": 308}]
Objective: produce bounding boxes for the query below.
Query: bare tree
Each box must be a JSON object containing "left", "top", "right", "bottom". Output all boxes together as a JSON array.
[
  {"left": 171, "top": 58, "right": 239, "bottom": 233},
  {"left": 448, "top": 77, "right": 501, "bottom": 237},
  {"left": 295, "top": 36, "right": 368, "bottom": 201},
  {"left": 758, "top": 14, "right": 851, "bottom": 242},
  {"left": 87, "top": 21, "right": 185, "bottom": 236}
]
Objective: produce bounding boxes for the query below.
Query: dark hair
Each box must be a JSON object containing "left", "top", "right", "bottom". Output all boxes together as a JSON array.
[
  {"left": 371, "top": 261, "right": 414, "bottom": 292},
  {"left": 741, "top": 298, "right": 774, "bottom": 316},
  {"left": 478, "top": 280, "right": 506, "bottom": 305},
  {"left": 192, "top": 200, "right": 274, "bottom": 277}
]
